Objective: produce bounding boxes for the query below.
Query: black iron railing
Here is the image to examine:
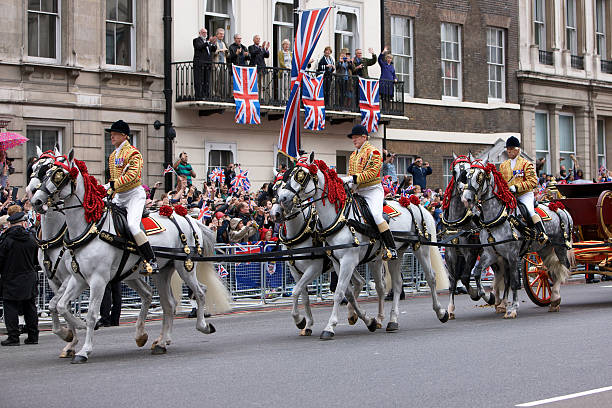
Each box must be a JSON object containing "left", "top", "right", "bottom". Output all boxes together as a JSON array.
[
  {"left": 570, "top": 55, "right": 584, "bottom": 70},
  {"left": 602, "top": 59, "right": 612, "bottom": 74},
  {"left": 538, "top": 50, "right": 554, "bottom": 65},
  {"left": 172, "top": 61, "right": 405, "bottom": 116}
]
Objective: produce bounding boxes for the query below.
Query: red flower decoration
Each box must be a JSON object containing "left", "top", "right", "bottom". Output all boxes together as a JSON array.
[
  {"left": 69, "top": 167, "right": 79, "bottom": 180},
  {"left": 410, "top": 195, "right": 420, "bottom": 205},
  {"left": 173, "top": 204, "right": 188, "bottom": 216},
  {"left": 399, "top": 196, "right": 410, "bottom": 208},
  {"left": 548, "top": 201, "right": 565, "bottom": 212},
  {"left": 159, "top": 205, "right": 173, "bottom": 217}
]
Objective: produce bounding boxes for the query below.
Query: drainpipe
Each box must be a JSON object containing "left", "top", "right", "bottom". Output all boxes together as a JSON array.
[
  {"left": 163, "top": 0, "right": 174, "bottom": 192},
  {"left": 380, "top": 0, "right": 387, "bottom": 151}
]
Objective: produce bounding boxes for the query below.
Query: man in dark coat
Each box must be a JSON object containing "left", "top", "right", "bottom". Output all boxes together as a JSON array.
[
  {"left": 0, "top": 212, "right": 39, "bottom": 346},
  {"left": 407, "top": 156, "right": 432, "bottom": 190},
  {"left": 193, "top": 28, "right": 217, "bottom": 99}
]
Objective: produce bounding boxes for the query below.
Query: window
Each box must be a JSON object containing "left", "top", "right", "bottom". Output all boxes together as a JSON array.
[
  {"left": 534, "top": 0, "right": 546, "bottom": 50},
  {"left": 335, "top": 9, "right": 358, "bottom": 60},
  {"left": 208, "top": 150, "right": 233, "bottom": 176},
  {"left": 106, "top": 0, "right": 135, "bottom": 67},
  {"left": 276, "top": 152, "right": 292, "bottom": 172},
  {"left": 443, "top": 157, "right": 453, "bottom": 187},
  {"left": 559, "top": 114, "right": 576, "bottom": 170},
  {"left": 487, "top": 27, "right": 505, "bottom": 101},
  {"left": 535, "top": 111, "right": 550, "bottom": 175},
  {"left": 441, "top": 23, "right": 461, "bottom": 99},
  {"left": 391, "top": 17, "right": 413, "bottom": 95},
  {"left": 27, "top": 0, "right": 60, "bottom": 60},
  {"left": 395, "top": 155, "right": 415, "bottom": 176},
  {"left": 565, "top": 0, "right": 577, "bottom": 55},
  {"left": 26, "top": 128, "right": 62, "bottom": 161},
  {"left": 273, "top": 1, "right": 293, "bottom": 67},
  {"left": 598, "top": 119, "right": 607, "bottom": 169},
  {"left": 104, "top": 130, "right": 138, "bottom": 181},
  {"left": 205, "top": 0, "right": 232, "bottom": 42},
  {"left": 596, "top": 0, "right": 606, "bottom": 59}
]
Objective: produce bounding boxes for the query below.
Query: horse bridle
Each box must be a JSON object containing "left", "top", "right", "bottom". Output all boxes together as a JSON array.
[{"left": 37, "top": 158, "right": 84, "bottom": 213}]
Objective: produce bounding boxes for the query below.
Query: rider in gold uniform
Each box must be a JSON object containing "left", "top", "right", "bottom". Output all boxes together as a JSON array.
[
  {"left": 105, "top": 120, "right": 159, "bottom": 274},
  {"left": 500, "top": 136, "right": 548, "bottom": 244},
  {"left": 341, "top": 125, "right": 397, "bottom": 259}
]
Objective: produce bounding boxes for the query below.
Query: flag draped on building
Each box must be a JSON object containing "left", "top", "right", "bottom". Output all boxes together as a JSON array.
[
  {"left": 302, "top": 74, "right": 326, "bottom": 131},
  {"left": 232, "top": 65, "right": 261, "bottom": 125},
  {"left": 278, "top": 7, "right": 331, "bottom": 159},
  {"left": 358, "top": 78, "right": 381, "bottom": 133}
]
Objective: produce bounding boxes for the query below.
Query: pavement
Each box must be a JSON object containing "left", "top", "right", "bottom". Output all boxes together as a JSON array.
[{"left": 2, "top": 281, "right": 612, "bottom": 408}]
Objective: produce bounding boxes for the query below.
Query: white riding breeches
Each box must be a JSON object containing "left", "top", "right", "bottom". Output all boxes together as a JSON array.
[
  {"left": 357, "top": 183, "right": 385, "bottom": 225},
  {"left": 517, "top": 191, "right": 535, "bottom": 217},
  {"left": 112, "top": 185, "right": 146, "bottom": 237}
]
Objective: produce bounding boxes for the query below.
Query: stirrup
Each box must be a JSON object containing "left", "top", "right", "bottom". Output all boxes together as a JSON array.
[
  {"left": 140, "top": 260, "right": 160, "bottom": 275},
  {"left": 383, "top": 248, "right": 397, "bottom": 260}
]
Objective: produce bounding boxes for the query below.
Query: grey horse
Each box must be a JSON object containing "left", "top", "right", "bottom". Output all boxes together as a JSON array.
[{"left": 461, "top": 158, "right": 573, "bottom": 318}]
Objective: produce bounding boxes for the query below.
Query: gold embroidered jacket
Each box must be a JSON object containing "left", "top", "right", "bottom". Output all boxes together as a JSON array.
[
  {"left": 499, "top": 156, "right": 538, "bottom": 196},
  {"left": 108, "top": 142, "right": 143, "bottom": 193},
  {"left": 348, "top": 141, "right": 382, "bottom": 188}
]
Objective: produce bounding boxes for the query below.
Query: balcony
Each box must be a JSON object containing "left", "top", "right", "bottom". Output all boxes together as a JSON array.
[
  {"left": 570, "top": 55, "right": 584, "bottom": 70},
  {"left": 602, "top": 59, "right": 612, "bottom": 74},
  {"left": 172, "top": 61, "right": 405, "bottom": 117},
  {"left": 538, "top": 50, "right": 554, "bottom": 65}
]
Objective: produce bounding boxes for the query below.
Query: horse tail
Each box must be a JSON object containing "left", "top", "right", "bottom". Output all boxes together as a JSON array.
[
  {"left": 422, "top": 208, "right": 449, "bottom": 290},
  {"left": 192, "top": 218, "right": 232, "bottom": 314}
]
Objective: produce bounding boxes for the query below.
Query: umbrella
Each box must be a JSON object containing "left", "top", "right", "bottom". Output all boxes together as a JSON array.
[{"left": 0, "top": 132, "right": 28, "bottom": 150}]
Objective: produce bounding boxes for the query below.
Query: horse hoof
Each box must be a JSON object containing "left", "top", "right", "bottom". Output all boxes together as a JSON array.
[
  {"left": 70, "top": 355, "right": 88, "bottom": 364},
  {"left": 296, "top": 317, "right": 306, "bottom": 330},
  {"left": 206, "top": 323, "right": 216, "bottom": 334},
  {"left": 59, "top": 349, "right": 75, "bottom": 358},
  {"left": 386, "top": 322, "right": 399, "bottom": 332},
  {"left": 135, "top": 333, "right": 148, "bottom": 348},
  {"left": 347, "top": 315, "right": 358, "bottom": 326},
  {"left": 449, "top": 313, "right": 456, "bottom": 320},
  {"left": 503, "top": 310, "right": 517, "bottom": 319},
  {"left": 469, "top": 292, "right": 481, "bottom": 302},
  {"left": 495, "top": 306, "right": 506, "bottom": 314},
  {"left": 151, "top": 345, "right": 167, "bottom": 355},
  {"left": 150, "top": 340, "right": 158, "bottom": 350},
  {"left": 376, "top": 321, "right": 383, "bottom": 329},
  {"left": 367, "top": 319, "right": 378, "bottom": 332},
  {"left": 63, "top": 331, "right": 74, "bottom": 343},
  {"left": 320, "top": 331, "right": 335, "bottom": 340},
  {"left": 439, "top": 310, "right": 450, "bottom": 323},
  {"left": 299, "top": 328, "right": 312, "bottom": 336},
  {"left": 486, "top": 293, "right": 496, "bottom": 306},
  {"left": 548, "top": 304, "right": 560, "bottom": 312}
]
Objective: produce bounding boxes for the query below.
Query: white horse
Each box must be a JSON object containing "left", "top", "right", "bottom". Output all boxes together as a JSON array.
[
  {"left": 26, "top": 148, "right": 155, "bottom": 358},
  {"left": 30, "top": 150, "right": 230, "bottom": 363},
  {"left": 276, "top": 153, "right": 449, "bottom": 339}
]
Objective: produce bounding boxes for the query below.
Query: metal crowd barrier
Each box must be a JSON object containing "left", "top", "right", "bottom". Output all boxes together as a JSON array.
[{"left": 0, "top": 244, "right": 434, "bottom": 322}]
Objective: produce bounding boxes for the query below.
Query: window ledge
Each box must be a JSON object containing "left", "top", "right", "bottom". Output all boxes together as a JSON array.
[{"left": 406, "top": 97, "right": 519, "bottom": 110}]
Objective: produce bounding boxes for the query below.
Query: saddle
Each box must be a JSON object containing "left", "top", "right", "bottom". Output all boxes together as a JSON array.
[{"left": 109, "top": 203, "right": 164, "bottom": 244}]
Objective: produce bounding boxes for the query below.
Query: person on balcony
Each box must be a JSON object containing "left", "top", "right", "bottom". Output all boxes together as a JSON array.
[
  {"left": 317, "top": 46, "right": 335, "bottom": 106},
  {"left": 278, "top": 39, "right": 292, "bottom": 100},
  {"left": 378, "top": 46, "right": 397, "bottom": 106},
  {"left": 249, "top": 35, "right": 270, "bottom": 100},
  {"left": 336, "top": 48, "right": 354, "bottom": 109},
  {"left": 353, "top": 48, "right": 377, "bottom": 78},
  {"left": 213, "top": 28, "right": 229, "bottom": 98},
  {"left": 193, "top": 28, "right": 217, "bottom": 99},
  {"left": 278, "top": 39, "right": 292, "bottom": 69},
  {"left": 228, "top": 33, "right": 250, "bottom": 67}
]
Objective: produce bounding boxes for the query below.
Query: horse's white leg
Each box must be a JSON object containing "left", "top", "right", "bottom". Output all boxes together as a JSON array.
[
  {"left": 151, "top": 267, "right": 176, "bottom": 353},
  {"left": 72, "top": 275, "right": 106, "bottom": 363},
  {"left": 56, "top": 276, "right": 87, "bottom": 331},
  {"left": 504, "top": 258, "right": 520, "bottom": 319},
  {"left": 386, "top": 256, "right": 403, "bottom": 331},
  {"left": 369, "top": 259, "right": 385, "bottom": 328},
  {"left": 289, "top": 262, "right": 316, "bottom": 335},
  {"left": 125, "top": 278, "right": 153, "bottom": 347},
  {"left": 47, "top": 278, "right": 72, "bottom": 342},
  {"left": 414, "top": 247, "right": 448, "bottom": 322},
  {"left": 176, "top": 265, "right": 213, "bottom": 334},
  {"left": 347, "top": 270, "right": 365, "bottom": 326}
]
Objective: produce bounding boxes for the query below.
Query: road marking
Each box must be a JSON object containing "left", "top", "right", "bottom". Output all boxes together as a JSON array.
[
  {"left": 600, "top": 285, "right": 612, "bottom": 288},
  {"left": 516, "top": 386, "right": 612, "bottom": 406}
]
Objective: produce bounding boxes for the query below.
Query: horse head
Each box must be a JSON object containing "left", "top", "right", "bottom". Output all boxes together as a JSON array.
[
  {"left": 277, "top": 152, "right": 318, "bottom": 212},
  {"left": 451, "top": 153, "right": 471, "bottom": 193},
  {"left": 31, "top": 149, "right": 78, "bottom": 213},
  {"left": 461, "top": 156, "right": 491, "bottom": 209},
  {"left": 26, "top": 146, "right": 62, "bottom": 199}
]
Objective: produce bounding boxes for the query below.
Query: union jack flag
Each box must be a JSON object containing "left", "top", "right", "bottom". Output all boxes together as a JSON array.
[
  {"left": 278, "top": 7, "right": 331, "bottom": 158},
  {"left": 163, "top": 165, "right": 176, "bottom": 175},
  {"left": 232, "top": 65, "right": 260, "bottom": 125},
  {"left": 231, "top": 168, "right": 251, "bottom": 191},
  {"left": 359, "top": 78, "right": 380, "bottom": 133},
  {"left": 400, "top": 188, "right": 413, "bottom": 198},
  {"left": 235, "top": 243, "right": 261, "bottom": 264},
  {"left": 382, "top": 175, "right": 394, "bottom": 191},
  {"left": 216, "top": 264, "right": 229, "bottom": 278},
  {"left": 302, "top": 74, "right": 325, "bottom": 131},
  {"left": 198, "top": 205, "right": 212, "bottom": 221},
  {"left": 209, "top": 167, "right": 225, "bottom": 185}
]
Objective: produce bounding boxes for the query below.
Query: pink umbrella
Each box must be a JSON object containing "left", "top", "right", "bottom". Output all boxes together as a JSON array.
[{"left": 0, "top": 132, "right": 28, "bottom": 150}]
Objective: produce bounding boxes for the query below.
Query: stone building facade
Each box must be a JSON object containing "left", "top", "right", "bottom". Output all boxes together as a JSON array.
[
  {"left": 0, "top": 0, "right": 166, "bottom": 188},
  {"left": 381, "top": 0, "right": 521, "bottom": 189}
]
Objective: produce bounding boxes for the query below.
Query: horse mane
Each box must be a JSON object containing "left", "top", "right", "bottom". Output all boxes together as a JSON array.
[
  {"left": 442, "top": 155, "right": 470, "bottom": 211},
  {"left": 301, "top": 159, "right": 346, "bottom": 212},
  {"left": 472, "top": 161, "right": 517, "bottom": 210},
  {"left": 72, "top": 159, "right": 107, "bottom": 223}
]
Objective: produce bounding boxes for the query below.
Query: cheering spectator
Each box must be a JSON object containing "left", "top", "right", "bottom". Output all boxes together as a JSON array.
[
  {"left": 317, "top": 46, "right": 335, "bottom": 105},
  {"left": 229, "top": 217, "right": 258, "bottom": 243},
  {"left": 228, "top": 33, "right": 250, "bottom": 66},
  {"left": 193, "top": 28, "right": 217, "bottom": 98},
  {"left": 248, "top": 35, "right": 270, "bottom": 69},
  {"left": 382, "top": 150, "right": 398, "bottom": 182},
  {"left": 0, "top": 151, "right": 14, "bottom": 189},
  {"left": 407, "top": 157, "right": 432, "bottom": 189},
  {"left": 336, "top": 48, "right": 354, "bottom": 109},
  {"left": 224, "top": 163, "right": 236, "bottom": 189},
  {"left": 278, "top": 39, "right": 292, "bottom": 69},
  {"left": 353, "top": 48, "right": 377, "bottom": 78},
  {"left": 173, "top": 152, "right": 196, "bottom": 186},
  {"left": 213, "top": 28, "right": 229, "bottom": 64},
  {"left": 378, "top": 46, "right": 397, "bottom": 103}
]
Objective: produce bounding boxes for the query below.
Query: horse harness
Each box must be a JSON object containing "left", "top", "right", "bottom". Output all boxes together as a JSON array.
[{"left": 35, "top": 223, "right": 67, "bottom": 281}]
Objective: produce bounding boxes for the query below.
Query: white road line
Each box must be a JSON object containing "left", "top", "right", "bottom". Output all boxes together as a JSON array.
[
  {"left": 600, "top": 285, "right": 612, "bottom": 288},
  {"left": 516, "top": 386, "right": 612, "bottom": 407}
]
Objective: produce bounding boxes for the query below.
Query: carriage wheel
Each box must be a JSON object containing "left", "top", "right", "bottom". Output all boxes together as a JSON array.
[
  {"left": 597, "top": 190, "right": 612, "bottom": 240},
  {"left": 522, "top": 253, "right": 552, "bottom": 307}
]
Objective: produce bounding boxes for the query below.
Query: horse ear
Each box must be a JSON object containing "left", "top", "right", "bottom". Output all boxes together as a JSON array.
[
  {"left": 452, "top": 152, "right": 457, "bottom": 160},
  {"left": 68, "top": 148, "right": 75, "bottom": 163},
  {"left": 468, "top": 152, "right": 474, "bottom": 162},
  {"left": 36, "top": 146, "right": 43, "bottom": 157},
  {"left": 483, "top": 154, "right": 489, "bottom": 167},
  {"left": 309, "top": 151, "right": 315, "bottom": 164},
  {"left": 54, "top": 144, "right": 61, "bottom": 157}
]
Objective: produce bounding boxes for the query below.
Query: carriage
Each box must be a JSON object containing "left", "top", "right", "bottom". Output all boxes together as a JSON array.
[{"left": 523, "top": 182, "right": 612, "bottom": 306}]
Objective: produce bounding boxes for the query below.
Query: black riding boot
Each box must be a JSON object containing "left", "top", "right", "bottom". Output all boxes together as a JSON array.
[
  {"left": 138, "top": 242, "right": 160, "bottom": 275},
  {"left": 380, "top": 229, "right": 398, "bottom": 260},
  {"left": 534, "top": 220, "right": 549, "bottom": 244}
]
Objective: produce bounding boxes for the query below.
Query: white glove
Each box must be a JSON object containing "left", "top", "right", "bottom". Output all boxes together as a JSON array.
[
  {"left": 509, "top": 185, "right": 517, "bottom": 193},
  {"left": 341, "top": 176, "right": 353, "bottom": 184}
]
